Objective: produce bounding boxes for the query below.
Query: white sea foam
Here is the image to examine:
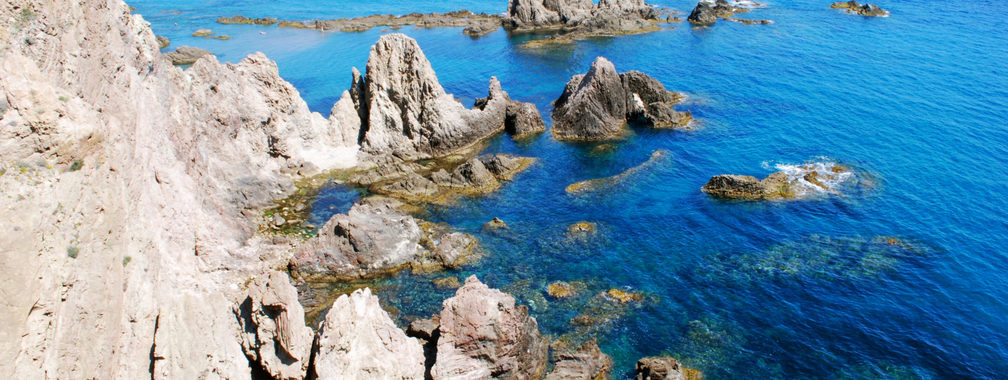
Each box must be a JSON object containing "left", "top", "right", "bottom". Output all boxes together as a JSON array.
[{"left": 774, "top": 159, "right": 856, "bottom": 196}]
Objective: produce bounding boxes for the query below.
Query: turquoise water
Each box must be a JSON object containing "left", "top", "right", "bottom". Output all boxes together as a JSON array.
[{"left": 130, "top": 0, "right": 1008, "bottom": 378}]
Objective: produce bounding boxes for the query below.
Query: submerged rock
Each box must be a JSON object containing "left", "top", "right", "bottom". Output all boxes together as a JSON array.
[
  {"left": 289, "top": 197, "right": 480, "bottom": 279},
  {"left": 163, "top": 46, "right": 212, "bottom": 65},
  {"left": 234, "top": 271, "right": 314, "bottom": 379},
  {"left": 566, "top": 149, "right": 669, "bottom": 193},
  {"left": 432, "top": 275, "right": 549, "bottom": 379},
  {"left": 567, "top": 221, "right": 598, "bottom": 236},
  {"left": 553, "top": 57, "right": 691, "bottom": 141},
  {"left": 312, "top": 288, "right": 426, "bottom": 379},
  {"left": 545, "top": 339, "right": 614, "bottom": 380},
  {"left": 372, "top": 153, "right": 536, "bottom": 204},
  {"left": 547, "top": 281, "right": 584, "bottom": 299},
  {"left": 635, "top": 356, "right": 703, "bottom": 380}
]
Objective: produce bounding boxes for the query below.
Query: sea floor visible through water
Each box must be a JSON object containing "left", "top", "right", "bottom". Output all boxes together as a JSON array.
[{"left": 130, "top": 0, "right": 1008, "bottom": 378}]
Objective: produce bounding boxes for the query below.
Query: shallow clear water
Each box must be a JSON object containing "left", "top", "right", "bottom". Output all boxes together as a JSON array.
[{"left": 130, "top": 0, "right": 1008, "bottom": 378}]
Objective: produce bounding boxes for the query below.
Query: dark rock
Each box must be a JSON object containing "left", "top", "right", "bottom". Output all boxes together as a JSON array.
[
  {"left": 635, "top": 356, "right": 703, "bottom": 380},
  {"left": 553, "top": 57, "right": 691, "bottom": 141},
  {"left": 831, "top": 1, "right": 887, "bottom": 16},
  {"left": 505, "top": 100, "right": 547, "bottom": 137},
  {"left": 545, "top": 339, "right": 613, "bottom": 380},
  {"left": 163, "top": 46, "right": 212, "bottom": 66},
  {"left": 217, "top": 15, "right": 279, "bottom": 25},
  {"left": 552, "top": 57, "right": 628, "bottom": 141},
  {"left": 687, "top": 2, "right": 717, "bottom": 25}
]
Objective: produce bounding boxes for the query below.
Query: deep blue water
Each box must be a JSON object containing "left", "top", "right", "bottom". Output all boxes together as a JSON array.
[{"left": 130, "top": 0, "right": 1008, "bottom": 378}]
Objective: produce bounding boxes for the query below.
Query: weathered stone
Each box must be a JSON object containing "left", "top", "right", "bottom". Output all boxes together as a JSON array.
[
  {"left": 434, "top": 276, "right": 463, "bottom": 289},
  {"left": 483, "top": 217, "right": 509, "bottom": 230},
  {"left": 192, "top": 28, "right": 213, "bottom": 37},
  {"left": 687, "top": 2, "right": 717, "bottom": 25},
  {"left": 505, "top": 100, "right": 547, "bottom": 137},
  {"left": 553, "top": 58, "right": 690, "bottom": 140},
  {"left": 635, "top": 356, "right": 703, "bottom": 380},
  {"left": 163, "top": 46, "right": 212, "bottom": 65},
  {"left": 432, "top": 275, "right": 549, "bottom": 379},
  {"left": 311, "top": 288, "right": 426, "bottom": 379},
  {"left": 234, "top": 271, "right": 313, "bottom": 380},
  {"left": 155, "top": 35, "right": 170, "bottom": 49},
  {"left": 290, "top": 197, "right": 480, "bottom": 279},
  {"left": 545, "top": 339, "right": 613, "bottom": 380}
]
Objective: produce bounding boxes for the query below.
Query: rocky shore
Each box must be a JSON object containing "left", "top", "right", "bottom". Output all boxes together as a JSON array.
[
  {"left": 0, "top": 0, "right": 701, "bottom": 378},
  {"left": 552, "top": 57, "right": 692, "bottom": 141}
]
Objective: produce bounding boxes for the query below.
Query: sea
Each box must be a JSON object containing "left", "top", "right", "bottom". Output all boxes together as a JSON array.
[{"left": 127, "top": 0, "right": 1008, "bottom": 378}]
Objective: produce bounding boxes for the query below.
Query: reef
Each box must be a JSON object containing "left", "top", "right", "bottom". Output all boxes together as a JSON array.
[
  {"left": 566, "top": 149, "right": 670, "bottom": 193},
  {"left": 830, "top": 1, "right": 889, "bottom": 16},
  {"left": 219, "top": 10, "right": 504, "bottom": 36},
  {"left": 553, "top": 57, "right": 692, "bottom": 141}
]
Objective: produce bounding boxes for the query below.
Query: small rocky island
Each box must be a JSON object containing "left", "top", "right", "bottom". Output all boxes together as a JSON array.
[
  {"left": 552, "top": 57, "right": 692, "bottom": 141},
  {"left": 687, "top": 0, "right": 773, "bottom": 26},
  {"left": 830, "top": 1, "right": 890, "bottom": 17},
  {"left": 702, "top": 163, "right": 855, "bottom": 200}
]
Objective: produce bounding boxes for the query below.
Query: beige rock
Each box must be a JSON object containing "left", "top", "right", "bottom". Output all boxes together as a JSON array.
[
  {"left": 312, "top": 288, "right": 426, "bottom": 379},
  {"left": 432, "top": 275, "right": 549, "bottom": 379},
  {"left": 234, "top": 271, "right": 314, "bottom": 379}
]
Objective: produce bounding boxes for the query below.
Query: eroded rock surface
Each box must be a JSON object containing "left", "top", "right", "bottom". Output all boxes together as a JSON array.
[
  {"left": 235, "top": 271, "right": 314, "bottom": 380},
  {"left": 831, "top": 1, "right": 889, "bottom": 16},
  {"left": 312, "top": 288, "right": 426, "bottom": 379},
  {"left": 553, "top": 57, "right": 690, "bottom": 141},
  {"left": 371, "top": 153, "right": 537, "bottom": 204},
  {"left": 702, "top": 162, "right": 856, "bottom": 201},
  {"left": 221, "top": 10, "right": 503, "bottom": 36},
  {"left": 355, "top": 34, "right": 542, "bottom": 160},
  {"left": 432, "top": 275, "right": 549, "bottom": 379},
  {"left": 634, "top": 356, "right": 703, "bottom": 380},
  {"left": 290, "top": 197, "right": 480, "bottom": 279},
  {"left": 688, "top": 0, "right": 772, "bottom": 25},
  {"left": 545, "top": 339, "right": 613, "bottom": 380},
  {"left": 163, "top": 45, "right": 212, "bottom": 65}
]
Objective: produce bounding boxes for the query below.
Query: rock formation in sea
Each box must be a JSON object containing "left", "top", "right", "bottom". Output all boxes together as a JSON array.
[
  {"left": 552, "top": 57, "right": 692, "bottom": 141},
  {"left": 566, "top": 149, "right": 670, "bottom": 193},
  {"left": 830, "top": 1, "right": 889, "bottom": 16},
  {"left": 507, "top": 0, "right": 679, "bottom": 47},
  {"left": 634, "top": 356, "right": 704, "bottom": 379},
  {"left": 545, "top": 339, "right": 614, "bottom": 379},
  {"left": 702, "top": 162, "right": 856, "bottom": 200},
  {"left": 289, "top": 197, "right": 481, "bottom": 279},
  {"left": 432, "top": 275, "right": 550, "bottom": 379},
  {"left": 688, "top": 0, "right": 773, "bottom": 26},
  {"left": 354, "top": 33, "right": 542, "bottom": 161}
]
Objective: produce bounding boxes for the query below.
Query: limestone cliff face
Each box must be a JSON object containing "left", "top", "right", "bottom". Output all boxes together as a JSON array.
[{"left": 0, "top": 0, "right": 357, "bottom": 378}]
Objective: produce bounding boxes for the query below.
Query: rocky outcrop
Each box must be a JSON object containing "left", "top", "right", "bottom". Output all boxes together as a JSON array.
[
  {"left": 370, "top": 153, "right": 537, "bottom": 204},
  {"left": 688, "top": 0, "right": 772, "bottom": 25},
  {"left": 634, "top": 356, "right": 703, "bottom": 380},
  {"left": 553, "top": 57, "right": 691, "bottom": 141},
  {"left": 506, "top": 100, "right": 547, "bottom": 137},
  {"left": 163, "top": 45, "right": 212, "bottom": 65},
  {"left": 506, "top": 0, "right": 660, "bottom": 31},
  {"left": 354, "top": 34, "right": 541, "bottom": 160},
  {"left": 702, "top": 162, "right": 856, "bottom": 201},
  {"left": 545, "top": 339, "right": 614, "bottom": 380},
  {"left": 221, "top": 10, "right": 503, "bottom": 36},
  {"left": 831, "top": 1, "right": 889, "bottom": 16},
  {"left": 289, "top": 197, "right": 480, "bottom": 279},
  {"left": 311, "top": 288, "right": 426, "bottom": 379},
  {"left": 701, "top": 173, "right": 791, "bottom": 200},
  {"left": 155, "top": 35, "right": 170, "bottom": 49},
  {"left": 432, "top": 275, "right": 550, "bottom": 379},
  {"left": 234, "top": 271, "right": 314, "bottom": 380}
]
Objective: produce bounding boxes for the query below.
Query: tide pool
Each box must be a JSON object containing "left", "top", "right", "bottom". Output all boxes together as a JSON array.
[{"left": 129, "top": 0, "right": 1008, "bottom": 378}]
